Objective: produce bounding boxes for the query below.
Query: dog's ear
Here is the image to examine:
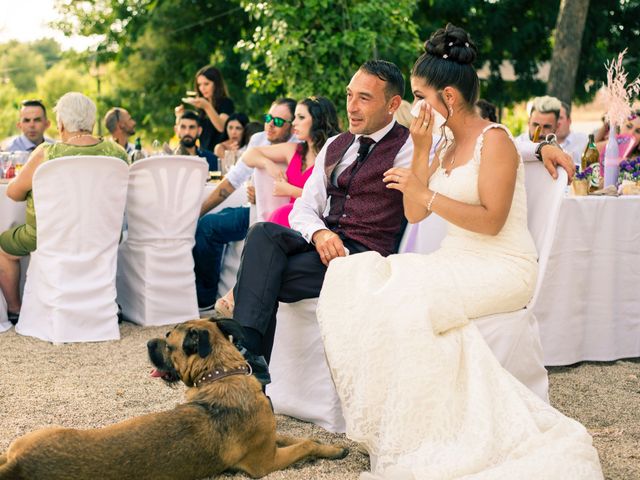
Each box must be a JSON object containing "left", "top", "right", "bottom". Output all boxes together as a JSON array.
[
  {"left": 182, "top": 328, "right": 212, "bottom": 358},
  {"left": 215, "top": 319, "right": 245, "bottom": 344}
]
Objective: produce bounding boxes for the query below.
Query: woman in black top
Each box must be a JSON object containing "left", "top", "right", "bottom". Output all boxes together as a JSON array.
[{"left": 175, "top": 65, "right": 234, "bottom": 151}]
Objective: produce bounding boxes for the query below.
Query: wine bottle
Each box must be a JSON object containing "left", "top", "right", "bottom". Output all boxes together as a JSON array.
[
  {"left": 580, "top": 134, "right": 599, "bottom": 171},
  {"left": 131, "top": 137, "right": 145, "bottom": 163}
]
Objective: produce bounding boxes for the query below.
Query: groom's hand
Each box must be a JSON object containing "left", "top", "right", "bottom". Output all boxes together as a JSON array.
[{"left": 312, "top": 229, "right": 346, "bottom": 266}]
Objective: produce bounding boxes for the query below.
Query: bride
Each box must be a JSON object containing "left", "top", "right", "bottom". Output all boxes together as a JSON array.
[{"left": 317, "top": 24, "right": 603, "bottom": 479}]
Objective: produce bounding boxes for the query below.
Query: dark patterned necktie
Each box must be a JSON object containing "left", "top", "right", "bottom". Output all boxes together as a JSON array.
[{"left": 356, "top": 136, "right": 375, "bottom": 163}]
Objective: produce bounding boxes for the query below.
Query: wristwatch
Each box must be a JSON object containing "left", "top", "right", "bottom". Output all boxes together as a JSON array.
[{"left": 535, "top": 140, "right": 552, "bottom": 162}]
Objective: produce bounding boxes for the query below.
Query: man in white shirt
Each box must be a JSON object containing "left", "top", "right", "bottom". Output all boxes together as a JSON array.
[
  {"left": 230, "top": 61, "right": 411, "bottom": 385},
  {"left": 556, "top": 101, "right": 588, "bottom": 166},
  {"left": 193, "top": 98, "right": 297, "bottom": 310},
  {"left": 2, "top": 100, "right": 54, "bottom": 152},
  {"left": 514, "top": 95, "right": 575, "bottom": 180}
]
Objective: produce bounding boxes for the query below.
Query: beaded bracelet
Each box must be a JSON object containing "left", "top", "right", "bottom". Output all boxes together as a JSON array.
[{"left": 427, "top": 191, "right": 438, "bottom": 211}]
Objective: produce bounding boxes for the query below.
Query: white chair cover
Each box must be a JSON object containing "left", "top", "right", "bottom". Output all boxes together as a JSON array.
[
  {"left": 116, "top": 156, "right": 208, "bottom": 326},
  {"left": 252, "top": 166, "right": 289, "bottom": 223},
  {"left": 268, "top": 162, "right": 567, "bottom": 431},
  {"left": 16, "top": 156, "right": 129, "bottom": 343}
]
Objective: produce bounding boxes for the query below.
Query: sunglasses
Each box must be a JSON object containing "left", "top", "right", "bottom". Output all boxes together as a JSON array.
[{"left": 263, "top": 114, "right": 291, "bottom": 128}]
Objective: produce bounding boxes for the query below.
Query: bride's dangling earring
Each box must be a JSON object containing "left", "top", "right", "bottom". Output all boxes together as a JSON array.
[{"left": 448, "top": 105, "right": 454, "bottom": 119}]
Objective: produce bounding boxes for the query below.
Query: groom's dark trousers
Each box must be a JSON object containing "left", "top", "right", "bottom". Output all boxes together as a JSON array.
[{"left": 232, "top": 221, "right": 369, "bottom": 361}]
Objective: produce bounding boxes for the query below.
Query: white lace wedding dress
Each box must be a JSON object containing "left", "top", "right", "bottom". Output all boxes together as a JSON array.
[{"left": 317, "top": 124, "right": 603, "bottom": 479}]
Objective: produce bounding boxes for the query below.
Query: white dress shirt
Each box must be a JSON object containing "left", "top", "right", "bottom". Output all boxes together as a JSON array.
[
  {"left": 290, "top": 121, "right": 413, "bottom": 243},
  {"left": 513, "top": 132, "right": 543, "bottom": 163},
  {"left": 225, "top": 131, "right": 298, "bottom": 189}
]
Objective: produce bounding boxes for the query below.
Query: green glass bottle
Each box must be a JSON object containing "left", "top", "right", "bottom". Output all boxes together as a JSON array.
[{"left": 580, "top": 134, "right": 599, "bottom": 172}]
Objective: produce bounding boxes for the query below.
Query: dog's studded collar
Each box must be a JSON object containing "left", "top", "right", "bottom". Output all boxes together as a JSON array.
[{"left": 193, "top": 363, "right": 253, "bottom": 387}]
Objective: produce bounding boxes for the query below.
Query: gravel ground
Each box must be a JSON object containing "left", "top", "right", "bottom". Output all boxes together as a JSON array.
[{"left": 0, "top": 322, "right": 638, "bottom": 479}]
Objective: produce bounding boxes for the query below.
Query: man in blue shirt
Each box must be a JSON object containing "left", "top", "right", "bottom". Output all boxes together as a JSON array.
[
  {"left": 2, "top": 100, "right": 54, "bottom": 152},
  {"left": 174, "top": 110, "right": 218, "bottom": 171}
]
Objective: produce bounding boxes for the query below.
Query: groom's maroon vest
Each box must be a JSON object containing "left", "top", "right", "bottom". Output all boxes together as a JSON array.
[{"left": 324, "top": 122, "right": 409, "bottom": 256}]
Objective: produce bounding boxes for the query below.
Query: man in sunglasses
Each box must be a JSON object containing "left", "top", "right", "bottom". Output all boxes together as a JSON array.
[
  {"left": 2, "top": 100, "right": 54, "bottom": 152},
  {"left": 194, "top": 98, "right": 297, "bottom": 311}
]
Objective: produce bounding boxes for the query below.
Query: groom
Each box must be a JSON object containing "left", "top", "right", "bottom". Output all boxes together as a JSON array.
[
  {"left": 231, "top": 60, "right": 411, "bottom": 384},
  {"left": 231, "top": 60, "right": 574, "bottom": 385}
]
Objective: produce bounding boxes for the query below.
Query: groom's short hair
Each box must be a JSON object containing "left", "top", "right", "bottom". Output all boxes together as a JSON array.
[{"left": 358, "top": 60, "right": 405, "bottom": 100}]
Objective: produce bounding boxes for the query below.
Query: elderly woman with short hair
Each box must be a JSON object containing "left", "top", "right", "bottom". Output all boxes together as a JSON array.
[{"left": 0, "top": 92, "right": 128, "bottom": 325}]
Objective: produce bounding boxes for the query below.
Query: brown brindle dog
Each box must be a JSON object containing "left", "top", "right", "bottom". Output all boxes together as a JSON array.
[{"left": 0, "top": 319, "right": 348, "bottom": 480}]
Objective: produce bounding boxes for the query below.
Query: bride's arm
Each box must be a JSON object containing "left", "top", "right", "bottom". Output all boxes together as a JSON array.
[
  {"left": 427, "top": 128, "right": 518, "bottom": 235},
  {"left": 383, "top": 102, "right": 440, "bottom": 223}
]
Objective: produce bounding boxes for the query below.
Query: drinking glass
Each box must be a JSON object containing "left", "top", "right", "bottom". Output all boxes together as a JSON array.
[
  {"left": 14, "top": 151, "right": 28, "bottom": 175},
  {"left": 222, "top": 150, "right": 237, "bottom": 176},
  {"left": 1, "top": 152, "right": 13, "bottom": 179}
]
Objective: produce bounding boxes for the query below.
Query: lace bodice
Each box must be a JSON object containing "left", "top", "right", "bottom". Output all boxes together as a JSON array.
[{"left": 429, "top": 124, "right": 537, "bottom": 260}]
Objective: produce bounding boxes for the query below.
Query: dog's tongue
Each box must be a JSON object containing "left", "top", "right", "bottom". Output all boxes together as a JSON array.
[{"left": 150, "top": 368, "right": 164, "bottom": 378}]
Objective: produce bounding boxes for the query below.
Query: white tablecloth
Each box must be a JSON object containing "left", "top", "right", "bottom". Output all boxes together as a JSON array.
[{"left": 533, "top": 195, "right": 640, "bottom": 365}]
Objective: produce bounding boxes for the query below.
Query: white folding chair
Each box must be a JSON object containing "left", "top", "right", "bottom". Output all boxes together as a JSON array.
[
  {"left": 268, "top": 162, "right": 567, "bottom": 432},
  {"left": 116, "top": 156, "right": 208, "bottom": 326},
  {"left": 16, "top": 156, "right": 129, "bottom": 343}
]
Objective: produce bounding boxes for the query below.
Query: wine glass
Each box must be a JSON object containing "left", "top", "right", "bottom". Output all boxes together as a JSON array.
[
  {"left": 1, "top": 152, "right": 13, "bottom": 179},
  {"left": 151, "top": 139, "right": 161, "bottom": 156}
]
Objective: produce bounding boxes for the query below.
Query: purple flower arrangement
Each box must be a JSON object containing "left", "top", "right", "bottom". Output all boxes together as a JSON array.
[
  {"left": 575, "top": 165, "right": 594, "bottom": 181},
  {"left": 618, "top": 157, "right": 640, "bottom": 183}
]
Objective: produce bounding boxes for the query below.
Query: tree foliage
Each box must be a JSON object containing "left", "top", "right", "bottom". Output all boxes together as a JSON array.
[
  {"left": 3, "top": 0, "right": 639, "bottom": 142},
  {"left": 55, "top": 0, "right": 258, "bottom": 141},
  {"left": 237, "top": 0, "right": 421, "bottom": 113}
]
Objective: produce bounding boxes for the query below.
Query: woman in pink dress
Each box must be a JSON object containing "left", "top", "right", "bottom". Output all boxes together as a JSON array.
[{"left": 215, "top": 96, "right": 340, "bottom": 316}]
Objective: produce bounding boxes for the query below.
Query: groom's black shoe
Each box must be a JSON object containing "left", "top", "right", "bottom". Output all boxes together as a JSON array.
[
  {"left": 235, "top": 342, "right": 272, "bottom": 387},
  {"left": 212, "top": 317, "right": 271, "bottom": 386}
]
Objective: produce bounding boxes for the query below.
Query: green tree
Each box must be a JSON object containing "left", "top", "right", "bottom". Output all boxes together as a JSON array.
[
  {"left": 56, "top": 0, "right": 255, "bottom": 141},
  {"left": 37, "top": 62, "right": 95, "bottom": 117},
  {"left": 237, "top": 0, "right": 421, "bottom": 112},
  {"left": 0, "top": 83, "right": 21, "bottom": 140},
  {"left": 1, "top": 43, "right": 47, "bottom": 92}
]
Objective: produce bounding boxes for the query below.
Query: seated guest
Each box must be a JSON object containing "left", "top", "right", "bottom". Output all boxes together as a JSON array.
[
  {"left": 214, "top": 96, "right": 340, "bottom": 317},
  {"left": 213, "top": 113, "right": 250, "bottom": 159},
  {"left": 0, "top": 92, "right": 128, "bottom": 325},
  {"left": 556, "top": 101, "right": 588, "bottom": 165},
  {"left": 595, "top": 110, "right": 640, "bottom": 160},
  {"left": 475, "top": 98, "right": 497, "bottom": 122},
  {"left": 513, "top": 95, "right": 575, "bottom": 177},
  {"left": 1, "top": 100, "right": 54, "bottom": 152},
  {"left": 514, "top": 95, "right": 562, "bottom": 143},
  {"left": 173, "top": 110, "right": 218, "bottom": 171},
  {"left": 193, "top": 98, "right": 296, "bottom": 311},
  {"left": 104, "top": 107, "right": 137, "bottom": 155},
  {"left": 243, "top": 97, "right": 340, "bottom": 227}
]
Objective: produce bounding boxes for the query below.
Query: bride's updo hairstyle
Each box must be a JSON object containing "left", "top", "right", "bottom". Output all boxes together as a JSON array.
[{"left": 412, "top": 24, "right": 480, "bottom": 108}]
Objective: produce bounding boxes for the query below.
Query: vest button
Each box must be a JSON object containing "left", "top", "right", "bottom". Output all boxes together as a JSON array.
[
  {"left": 342, "top": 214, "right": 347, "bottom": 218},
  {"left": 346, "top": 194, "right": 351, "bottom": 199}
]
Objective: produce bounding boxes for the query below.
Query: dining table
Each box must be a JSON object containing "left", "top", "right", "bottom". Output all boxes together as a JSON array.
[{"left": 532, "top": 194, "right": 640, "bottom": 365}]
